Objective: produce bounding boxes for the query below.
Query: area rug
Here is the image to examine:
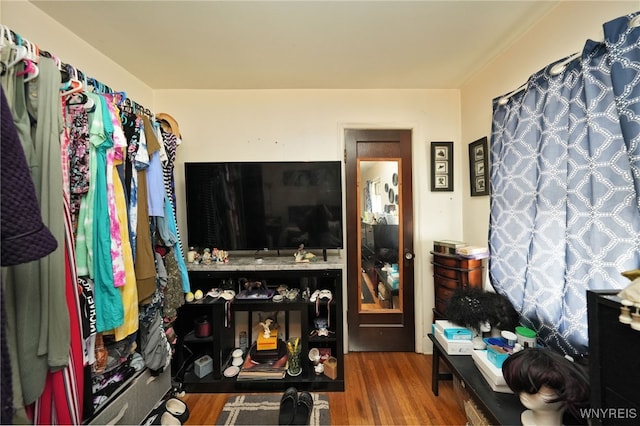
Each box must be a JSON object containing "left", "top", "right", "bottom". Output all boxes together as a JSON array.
[{"left": 215, "top": 393, "right": 330, "bottom": 425}]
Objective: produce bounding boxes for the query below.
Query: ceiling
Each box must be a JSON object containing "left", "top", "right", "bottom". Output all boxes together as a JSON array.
[{"left": 29, "top": 0, "right": 561, "bottom": 90}]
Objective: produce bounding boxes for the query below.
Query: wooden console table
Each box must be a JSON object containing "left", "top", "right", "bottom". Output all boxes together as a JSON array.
[{"left": 429, "top": 334, "right": 523, "bottom": 425}]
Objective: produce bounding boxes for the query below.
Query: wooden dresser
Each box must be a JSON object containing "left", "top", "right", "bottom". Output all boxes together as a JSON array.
[{"left": 431, "top": 251, "right": 483, "bottom": 319}]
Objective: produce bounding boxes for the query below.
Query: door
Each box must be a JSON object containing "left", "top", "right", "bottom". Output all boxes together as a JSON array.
[{"left": 345, "top": 129, "right": 415, "bottom": 351}]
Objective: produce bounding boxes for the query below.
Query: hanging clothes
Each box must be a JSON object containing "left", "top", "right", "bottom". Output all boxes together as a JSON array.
[
  {"left": 88, "top": 93, "right": 124, "bottom": 332},
  {"left": 1, "top": 56, "right": 69, "bottom": 425},
  {"left": 0, "top": 85, "right": 58, "bottom": 424},
  {"left": 2, "top": 27, "right": 188, "bottom": 424},
  {"left": 120, "top": 110, "right": 142, "bottom": 260},
  {"left": 134, "top": 116, "right": 159, "bottom": 303},
  {"left": 104, "top": 95, "right": 139, "bottom": 341},
  {"left": 33, "top": 211, "right": 84, "bottom": 425}
]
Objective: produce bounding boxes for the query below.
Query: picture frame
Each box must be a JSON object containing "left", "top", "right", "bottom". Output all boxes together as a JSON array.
[
  {"left": 431, "top": 141, "right": 453, "bottom": 192},
  {"left": 469, "top": 137, "right": 489, "bottom": 196}
]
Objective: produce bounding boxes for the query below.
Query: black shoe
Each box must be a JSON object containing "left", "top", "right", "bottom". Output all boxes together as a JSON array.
[
  {"left": 292, "top": 391, "right": 313, "bottom": 425},
  {"left": 278, "top": 387, "right": 299, "bottom": 425}
]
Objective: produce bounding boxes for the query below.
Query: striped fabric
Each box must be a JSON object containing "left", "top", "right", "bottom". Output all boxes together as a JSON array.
[{"left": 34, "top": 198, "right": 84, "bottom": 424}]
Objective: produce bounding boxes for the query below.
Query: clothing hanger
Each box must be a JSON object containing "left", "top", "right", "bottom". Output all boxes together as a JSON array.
[
  {"left": 0, "top": 25, "right": 9, "bottom": 48},
  {"left": 102, "top": 90, "right": 127, "bottom": 107},
  {"left": 121, "top": 98, "right": 134, "bottom": 114},
  {"left": 16, "top": 59, "right": 37, "bottom": 78},
  {"left": 62, "top": 64, "right": 95, "bottom": 110},
  {"left": 6, "top": 44, "right": 27, "bottom": 68},
  {"left": 0, "top": 26, "right": 18, "bottom": 49},
  {"left": 23, "top": 39, "right": 40, "bottom": 82},
  {"left": 61, "top": 78, "right": 83, "bottom": 97},
  {"left": 112, "top": 91, "right": 127, "bottom": 106},
  {"left": 16, "top": 40, "right": 40, "bottom": 82},
  {"left": 66, "top": 92, "right": 88, "bottom": 105}
]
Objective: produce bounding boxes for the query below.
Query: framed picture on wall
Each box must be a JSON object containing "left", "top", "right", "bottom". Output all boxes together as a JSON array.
[
  {"left": 431, "top": 141, "right": 453, "bottom": 192},
  {"left": 469, "top": 137, "right": 489, "bottom": 196}
]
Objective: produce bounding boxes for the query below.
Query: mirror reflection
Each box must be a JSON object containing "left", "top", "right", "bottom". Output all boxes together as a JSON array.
[{"left": 359, "top": 160, "right": 401, "bottom": 312}]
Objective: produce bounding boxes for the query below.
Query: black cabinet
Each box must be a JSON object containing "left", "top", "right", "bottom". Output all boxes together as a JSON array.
[
  {"left": 173, "top": 258, "right": 345, "bottom": 393},
  {"left": 587, "top": 290, "right": 640, "bottom": 425}
]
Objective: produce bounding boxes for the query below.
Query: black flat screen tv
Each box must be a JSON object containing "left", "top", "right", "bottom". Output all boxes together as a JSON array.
[{"left": 184, "top": 161, "right": 343, "bottom": 251}]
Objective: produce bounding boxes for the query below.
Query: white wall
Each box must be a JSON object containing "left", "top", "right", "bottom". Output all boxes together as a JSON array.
[
  {"left": 155, "top": 89, "right": 463, "bottom": 353},
  {"left": 2, "top": 0, "right": 464, "bottom": 353},
  {"left": 6, "top": 0, "right": 633, "bottom": 354},
  {"left": 1, "top": 0, "right": 154, "bottom": 106},
  {"left": 460, "top": 1, "right": 639, "bottom": 250}
]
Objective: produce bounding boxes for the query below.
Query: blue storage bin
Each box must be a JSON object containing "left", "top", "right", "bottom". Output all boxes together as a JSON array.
[{"left": 487, "top": 345, "right": 509, "bottom": 368}]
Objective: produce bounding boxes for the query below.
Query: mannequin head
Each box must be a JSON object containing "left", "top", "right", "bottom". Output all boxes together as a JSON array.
[{"left": 502, "top": 348, "right": 589, "bottom": 425}]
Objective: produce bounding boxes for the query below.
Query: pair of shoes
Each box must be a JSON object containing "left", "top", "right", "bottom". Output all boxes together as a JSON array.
[
  {"left": 279, "top": 388, "right": 314, "bottom": 425},
  {"left": 278, "top": 387, "right": 299, "bottom": 425},
  {"left": 292, "top": 391, "right": 313, "bottom": 425},
  {"left": 152, "top": 411, "right": 181, "bottom": 425},
  {"left": 163, "top": 398, "right": 189, "bottom": 424},
  {"left": 144, "top": 398, "right": 189, "bottom": 425}
]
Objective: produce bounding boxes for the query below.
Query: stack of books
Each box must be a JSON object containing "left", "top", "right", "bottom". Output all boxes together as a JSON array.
[
  {"left": 432, "top": 320, "right": 474, "bottom": 355},
  {"left": 433, "top": 240, "right": 467, "bottom": 255},
  {"left": 236, "top": 364, "right": 286, "bottom": 380},
  {"left": 456, "top": 246, "right": 489, "bottom": 259},
  {"left": 237, "top": 339, "right": 287, "bottom": 381}
]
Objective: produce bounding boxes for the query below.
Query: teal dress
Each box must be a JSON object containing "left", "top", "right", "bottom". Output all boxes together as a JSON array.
[{"left": 92, "top": 95, "right": 124, "bottom": 332}]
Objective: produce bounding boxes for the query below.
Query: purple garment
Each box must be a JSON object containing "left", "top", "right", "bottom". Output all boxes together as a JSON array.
[
  {"left": 0, "top": 85, "right": 58, "bottom": 265},
  {"left": 0, "top": 85, "right": 57, "bottom": 425}
]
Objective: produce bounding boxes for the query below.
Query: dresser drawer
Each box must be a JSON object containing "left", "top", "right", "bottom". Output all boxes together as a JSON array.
[
  {"left": 433, "top": 254, "right": 482, "bottom": 270},
  {"left": 432, "top": 251, "right": 485, "bottom": 319},
  {"left": 87, "top": 367, "right": 170, "bottom": 425},
  {"left": 433, "top": 265, "right": 483, "bottom": 287},
  {"left": 433, "top": 264, "right": 460, "bottom": 280},
  {"left": 435, "top": 298, "right": 449, "bottom": 318},
  {"left": 436, "top": 284, "right": 456, "bottom": 302},
  {"left": 434, "top": 274, "right": 461, "bottom": 290}
]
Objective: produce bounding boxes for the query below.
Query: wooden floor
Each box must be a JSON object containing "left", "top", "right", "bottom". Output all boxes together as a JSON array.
[{"left": 182, "top": 352, "right": 467, "bottom": 425}]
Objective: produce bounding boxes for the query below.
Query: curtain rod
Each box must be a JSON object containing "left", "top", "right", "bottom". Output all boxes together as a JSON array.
[
  {"left": 496, "top": 12, "right": 640, "bottom": 106},
  {"left": 1, "top": 25, "right": 153, "bottom": 117}
]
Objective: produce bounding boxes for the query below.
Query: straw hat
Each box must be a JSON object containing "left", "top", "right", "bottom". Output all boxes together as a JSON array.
[{"left": 156, "top": 112, "right": 182, "bottom": 138}]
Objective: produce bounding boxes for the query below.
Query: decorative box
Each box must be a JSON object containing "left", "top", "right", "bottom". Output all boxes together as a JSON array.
[
  {"left": 486, "top": 345, "right": 509, "bottom": 368},
  {"left": 471, "top": 349, "right": 512, "bottom": 394},
  {"left": 324, "top": 357, "right": 338, "bottom": 380},
  {"left": 194, "top": 355, "right": 213, "bottom": 378},
  {"left": 434, "top": 329, "right": 473, "bottom": 355},
  {"left": 257, "top": 334, "right": 278, "bottom": 351},
  {"left": 433, "top": 240, "right": 468, "bottom": 254},
  {"left": 434, "top": 320, "right": 473, "bottom": 340},
  {"left": 444, "top": 328, "right": 473, "bottom": 340}
]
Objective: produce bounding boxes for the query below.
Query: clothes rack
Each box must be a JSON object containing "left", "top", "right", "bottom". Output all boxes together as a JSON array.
[{"left": 0, "top": 25, "right": 153, "bottom": 117}]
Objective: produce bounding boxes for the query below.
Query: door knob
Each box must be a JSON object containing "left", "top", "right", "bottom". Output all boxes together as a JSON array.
[{"left": 404, "top": 251, "right": 414, "bottom": 260}]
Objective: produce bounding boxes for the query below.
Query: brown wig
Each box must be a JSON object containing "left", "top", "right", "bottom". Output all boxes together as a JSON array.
[{"left": 501, "top": 348, "right": 590, "bottom": 417}]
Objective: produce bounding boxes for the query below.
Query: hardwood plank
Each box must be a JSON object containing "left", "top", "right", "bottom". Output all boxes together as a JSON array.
[{"left": 181, "top": 352, "right": 467, "bottom": 425}]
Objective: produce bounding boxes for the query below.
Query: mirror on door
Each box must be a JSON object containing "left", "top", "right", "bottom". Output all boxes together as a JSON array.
[{"left": 359, "top": 160, "right": 402, "bottom": 312}]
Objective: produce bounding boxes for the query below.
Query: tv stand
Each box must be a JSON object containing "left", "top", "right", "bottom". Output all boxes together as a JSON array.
[{"left": 174, "top": 256, "right": 345, "bottom": 393}]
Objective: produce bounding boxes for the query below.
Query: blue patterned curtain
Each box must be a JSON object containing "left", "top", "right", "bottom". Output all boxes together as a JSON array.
[{"left": 489, "top": 12, "right": 640, "bottom": 356}]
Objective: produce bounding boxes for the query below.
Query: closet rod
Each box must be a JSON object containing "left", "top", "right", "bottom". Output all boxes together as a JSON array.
[{"left": 1, "top": 26, "right": 153, "bottom": 117}]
